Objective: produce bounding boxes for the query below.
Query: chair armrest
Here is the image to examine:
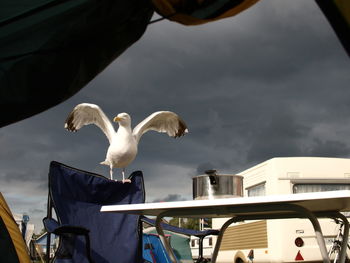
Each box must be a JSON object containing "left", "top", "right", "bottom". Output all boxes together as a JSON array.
[
  {"left": 43, "top": 217, "right": 90, "bottom": 235},
  {"left": 43, "top": 217, "right": 60, "bottom": 233}
]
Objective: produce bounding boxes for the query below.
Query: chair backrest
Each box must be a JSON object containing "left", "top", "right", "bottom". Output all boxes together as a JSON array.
[{"left": 47, "top": 161, "right": 145, "bottom": 263}]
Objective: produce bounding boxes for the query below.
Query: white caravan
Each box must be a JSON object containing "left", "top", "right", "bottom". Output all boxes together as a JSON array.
[{"left": 213, "top": 157, "right": 350, "bottom": 263}]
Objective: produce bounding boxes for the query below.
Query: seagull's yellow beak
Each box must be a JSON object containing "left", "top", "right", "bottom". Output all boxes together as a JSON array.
[{"left": 113, "top": 116, "right": 122, "bottom": 122}]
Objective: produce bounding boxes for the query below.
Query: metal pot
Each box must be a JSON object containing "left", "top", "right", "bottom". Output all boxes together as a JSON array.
[{"left": 192, "top": 170, "right": 243, "bottom": 200}]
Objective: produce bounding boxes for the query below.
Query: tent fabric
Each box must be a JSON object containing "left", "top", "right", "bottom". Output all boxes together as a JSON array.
[
  {"left": 165, "top": 231, "right": 193, "bottom": 263},
  {"left": 0, "top": 193, "right": 31, "bottom": 263},
  {"left": 150, "top": 0, "right": 260, "bottom": 25},
  {"left": 45, "top": 161, "right": 146, "bottom": 263},
  {"left": 143, "top": 233, "right": 173, "bottom": 263},
  {"left": 315, "top": 0, "right": 350, "bottom": 56},
  {"left": 144, "top": 229, "right": 193, "bottom": 263},
  {"left": 0, "top": 0, "right": 153, "bottom": 128}
]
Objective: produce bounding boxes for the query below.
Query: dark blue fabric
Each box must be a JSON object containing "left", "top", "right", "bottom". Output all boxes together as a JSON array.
[
  {"left": 48, "top": 161, "right": 145, "bottom": 263},
  {"left": 141, "top": 217, "right": 219, "bottom": 237}
]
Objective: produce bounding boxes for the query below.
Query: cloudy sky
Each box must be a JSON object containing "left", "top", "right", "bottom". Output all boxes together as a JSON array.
[{"left": 1, "top": 0, "right": 350, "bottom": 232}]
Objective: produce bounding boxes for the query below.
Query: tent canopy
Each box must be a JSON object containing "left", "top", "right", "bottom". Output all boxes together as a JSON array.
[
  {"left": 0, "top": 0, "right": 349, "bottom": 127},
  {"left": 315, "top": 0, "right": 350, "bottom": 57},
  {"left": 0, "top": 0, "right": 153, "bottom": 127}
]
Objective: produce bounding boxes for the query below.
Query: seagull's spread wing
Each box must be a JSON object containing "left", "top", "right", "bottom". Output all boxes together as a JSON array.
[
  {"left": 64, "top": 103, "right": 115, "bottom": 143},
  {"left": 132, "top": 111, "right": 188, "bottom": 143}
]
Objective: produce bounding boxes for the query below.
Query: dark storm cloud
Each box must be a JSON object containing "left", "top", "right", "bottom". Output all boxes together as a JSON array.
[
  {"left": 246, "top": 111, "right": 311, "bottom": 163},
  {"left": 309, "top": 139, "right": 350, "bottom": 158},
  {"left": 1, "top": 0, "right": 350, "bottom": 231},
  {"left": 246, "top": 112, "right": 350, "bottom": 164}
]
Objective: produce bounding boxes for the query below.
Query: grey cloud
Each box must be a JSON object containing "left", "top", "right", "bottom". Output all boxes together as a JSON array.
[
  {"left": 246, "top": 112, "right": 311, "bottom": 163},
  {"left": 29, "top": 208, "right": 45, "bottom": 214},
  {"left": 308, "top": 139, "right": 350, "bottom": 158},
  {"left": 152, "top": 194, "right": 187, "bottom": 202}
]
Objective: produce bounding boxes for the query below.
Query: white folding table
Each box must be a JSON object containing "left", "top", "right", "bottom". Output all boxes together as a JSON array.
[{"left": 101, "top": 190, "right": 350, "bottom": 263}]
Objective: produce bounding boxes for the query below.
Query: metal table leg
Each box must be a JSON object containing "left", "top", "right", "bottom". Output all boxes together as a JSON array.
[
  {"left": 211, "top": 204, "right": 331, "bottom": 263},
  {"left": 154, "top": 204, "right": 333, "bottom": 263},
  {"left": 155, "top": 213, "right": 178, "bottom": 263},
  {"left": 211, "top": 217, "right": 238, "bottom": 263}
]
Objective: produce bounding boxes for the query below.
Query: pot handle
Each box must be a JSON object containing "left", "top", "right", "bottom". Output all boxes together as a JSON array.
[{"left": 209, "top": 175, "right": 217, "bottom": 185}]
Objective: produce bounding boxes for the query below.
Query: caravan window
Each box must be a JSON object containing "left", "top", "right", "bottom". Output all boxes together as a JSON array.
[
  {"left": 247, "top": 183, "right": 266, "bottom": 196},
  {"left": 293, "top": 184, "right": 350, "bottom": 193},
  {"left": 191, "top": 240, "right": 196, "bottom": 247}
]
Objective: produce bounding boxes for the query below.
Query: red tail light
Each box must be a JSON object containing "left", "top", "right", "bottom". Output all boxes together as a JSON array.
[
  {"left": 295, "top": 237, "right": 304, "bottom": 247},
  {"left": 295, "top": 250, "right": 304, "bottom": 260}
]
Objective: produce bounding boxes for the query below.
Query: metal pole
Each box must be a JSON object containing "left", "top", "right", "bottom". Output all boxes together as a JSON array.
[
  {"left": 211, "top": 217, "right": 238, "bottom": 263},
  {"left": 45, "top": 195, "right": 52, "bottom": 263},
  {"left": 198, "top": 236, "right": 204, "bottom": 262},
  {"left": 155, "top": 213, "right": 178, "bottom": 263}
]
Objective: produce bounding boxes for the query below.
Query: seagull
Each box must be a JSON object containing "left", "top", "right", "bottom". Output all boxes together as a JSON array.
[{"left": 64, "top": 103, "right": 188, "bottom": 182}]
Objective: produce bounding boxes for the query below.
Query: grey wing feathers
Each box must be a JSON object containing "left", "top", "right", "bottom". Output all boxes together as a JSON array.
[
  {"left": 132, "top": 111, "right": 188, "bottom": 142},
  {"left": 64, "top": 103, "right": 115, "bottom": 143}
]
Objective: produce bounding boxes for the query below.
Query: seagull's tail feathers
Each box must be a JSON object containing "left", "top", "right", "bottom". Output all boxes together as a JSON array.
[{"left": 100, "top": 160, "right": 110, "bottom": 166}]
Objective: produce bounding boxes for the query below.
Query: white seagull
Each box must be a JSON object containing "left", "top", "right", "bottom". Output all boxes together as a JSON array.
[{"left": 64, "top": 103, "right": 188, "bottom": 182}]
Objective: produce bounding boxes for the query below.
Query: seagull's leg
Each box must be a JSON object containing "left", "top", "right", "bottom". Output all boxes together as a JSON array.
[
  {"left": 110, "top": 166, "right": 114, "bottom": 180},
  {"left": 122, "top": 168, "right": 131, "bottom": 183}
]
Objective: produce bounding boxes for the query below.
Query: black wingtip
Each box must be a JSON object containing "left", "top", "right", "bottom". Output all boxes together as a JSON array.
[
  {"left": 64, "top": 112, "right": 77, "bottom": 132},
  {"left": 174, "top": 118, "right": 188, "bottom": 138}
]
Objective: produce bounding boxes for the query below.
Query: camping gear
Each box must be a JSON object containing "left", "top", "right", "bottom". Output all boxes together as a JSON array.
[
  {"left": 0, "top": 192, "right": 31, "bottom": 263},
  {"left": 192, "top": 170, "right": 243, "bottom": 200},
  {"left": 43, "top": 161, "right": 145, "bottom": 263}
]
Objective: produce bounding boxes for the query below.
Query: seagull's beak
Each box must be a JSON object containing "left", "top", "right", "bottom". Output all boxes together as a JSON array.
[{"left": 113, "top": 116, "right": 122, "bottom": 122}]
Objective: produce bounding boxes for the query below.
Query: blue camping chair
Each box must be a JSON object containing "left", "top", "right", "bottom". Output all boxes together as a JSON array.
[{"left": 43, "top": 161, "right": 145, "bottom": 263}]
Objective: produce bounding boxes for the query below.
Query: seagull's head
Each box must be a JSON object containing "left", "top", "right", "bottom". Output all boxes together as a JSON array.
[{"left": 113, "top": 113, "right": 131, "bottom": 126}]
